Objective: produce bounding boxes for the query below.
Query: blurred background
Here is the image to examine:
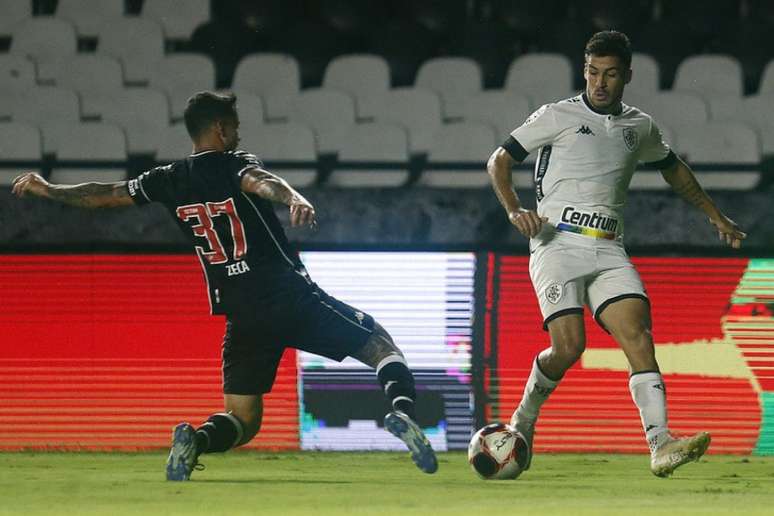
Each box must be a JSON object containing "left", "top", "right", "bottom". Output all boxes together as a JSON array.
[{"left": 0, "top": 1, "right": 772, "bottom": 456}]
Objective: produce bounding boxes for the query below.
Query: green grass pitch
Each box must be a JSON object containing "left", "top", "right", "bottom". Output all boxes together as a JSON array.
[{"left": 1, "top": 452, "right": 773, "bottom": 515}]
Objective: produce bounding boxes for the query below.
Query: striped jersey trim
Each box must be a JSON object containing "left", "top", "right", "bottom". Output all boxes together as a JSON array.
[{"left": 555, "top": 222, "right": 617, "bottom": 240}]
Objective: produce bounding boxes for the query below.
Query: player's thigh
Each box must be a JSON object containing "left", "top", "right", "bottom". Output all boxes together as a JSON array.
[
  {"left": 596, "top": 297, "right": 652, "bottom": 343},
  {"left": 222, "top": 318, "right": 285, "bottom": 397},
  {"left": 546, "top": 311, "right": 586, "bottom": 351},
  {"left": 529, "top": 244, "right": 591, "bottom": 331},
  {"left": 287, "top": 286, "right": 375, "bottom": 362}
]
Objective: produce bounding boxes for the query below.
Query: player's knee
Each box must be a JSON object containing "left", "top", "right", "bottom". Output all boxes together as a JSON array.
[{"left": 552, "top": 337, "right": 585, "bottom": 365}]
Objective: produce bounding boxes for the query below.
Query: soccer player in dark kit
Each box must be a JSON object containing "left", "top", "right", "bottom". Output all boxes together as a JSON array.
[{"left": 12, "top": 91, "right": 438, "bottom": 480}]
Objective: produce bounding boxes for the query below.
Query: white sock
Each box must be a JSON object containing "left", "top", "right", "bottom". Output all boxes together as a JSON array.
[
  {"left": 510, "top": 350, "right": 559, "bottom": 428},
  {"left": 629, "top": 371, "right": 670, "bottom": 454}
]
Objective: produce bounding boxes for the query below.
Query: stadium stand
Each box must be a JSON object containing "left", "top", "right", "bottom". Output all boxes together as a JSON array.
[
  {"left": 9, "top": 87, "right": 80, "bottom": 154},
  {"left": 42, "top": 55, "right": 124, "bottom": 118},
  {"left": 0, "top": 55, "right": 37, "bottom": 93},
  {"left": 92, "top": 89, "right": 170, "bottom": 155},
  {"left": 156, "top": 123, "right": 193, "bottom": 163},
  {"left": 0, "top": 0, "right": 32, "bottom": 39},
  {"left": 505, "top": 53, "right": 575, "bottom": 104},
  {"left": 366, "top": 87, "right": 443, "bottom": 154},
  {"left": 232, "top": 53, "right": 300, "bottom": 120},
  {"left": 633, "top": 91, "right": 710, "bottom": 128},
  {"left": 322, "top": 54, "right": 391, "bottom": 119},
  {"left": 627, "top": 53, "right": 661, "bottom": 97},
  {"left": 150, "top": 54, "right": 216, "bottom": 121},
  {"left": 97, "top": 17, "right": 165, "bottom": 84},
  {"left": 9, "top": 17, "right": 77, "bottom": 66},
  {"left": 238, "top": 123, "right": 318, "bottom": 187},
  {"left": 419, "top": 122, "right": 497, "bottom": 187},
  {"left": 226, "top": 90, "right": 265, "bottom": 131},
  {"left": 55, "top": 0, "right": 124, "bottom": 38},
  {"left": 287, "top": 89, "right": 357, "bottom": 154},
  {"left": 141, "top": 0, "right": 210, "bottom": 41},
  {"left": 415, "top": 57, "right": 483, "bottom": 120},
  {"left": 460, "top": 91, "right": 532, "bottom": 140},
  {"left": 0, "top": 122, "right": 41, "bottom": 186},
  {"left": 673, "top": 54, "right": 744, "bottom": 97},
  {"left": 47, "top": 122, "right": 127, "bottom": 183},
  {"left": 328, "top": 123, "right": 411, "bottom": 188}
]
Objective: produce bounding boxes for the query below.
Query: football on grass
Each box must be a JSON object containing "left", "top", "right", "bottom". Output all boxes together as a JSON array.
[{"left": 468, "top": 423, "right": 529, "bottom": 480}]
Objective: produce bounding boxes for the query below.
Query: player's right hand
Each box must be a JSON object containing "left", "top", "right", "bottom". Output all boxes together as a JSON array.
[
  {"left": 11, "top": 172, "right": 49, "bottom": 199},
  {"left": 508, "top": 208, "right": 548, "bottom": 238}
]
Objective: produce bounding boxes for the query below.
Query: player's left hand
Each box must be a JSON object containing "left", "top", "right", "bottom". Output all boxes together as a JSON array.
[
  {"left": 289, "top": 197, "right": 316, "bottom": 228},
  {"left": 11, "top": 172, "right": 50, "bottom": 199},
  {"left": 709, "top": 215, "right": 746, "bottom": 249}
]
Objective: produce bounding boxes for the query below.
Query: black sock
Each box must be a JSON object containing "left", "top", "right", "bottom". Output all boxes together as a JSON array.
[
  {"left": 377, "top": 356, "right": 417, "bottom": 420},
  {"left": 194, "top": 412, "right": 244, "bottom": 455}
]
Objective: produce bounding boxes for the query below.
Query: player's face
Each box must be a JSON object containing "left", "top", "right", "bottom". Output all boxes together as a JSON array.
[
  {"left": 584, "top": 54, "right": 631, "bottom": 112},
  {"left": 219, "top": 117, "right": 240, "bottom": 151}
]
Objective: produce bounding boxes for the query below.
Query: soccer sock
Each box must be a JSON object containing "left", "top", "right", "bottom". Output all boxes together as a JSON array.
[
  {"left": 629, "top": 371, "right": 670, "bottom": 454},
  {"left": 194, "top": 412, "right": 244, "bottom": 455},
  {"left": 376, "top": 354, "right": 417, "bottom": 420},
  {"left": 511, "top": 350, "right": 560, "bottom": 427}
]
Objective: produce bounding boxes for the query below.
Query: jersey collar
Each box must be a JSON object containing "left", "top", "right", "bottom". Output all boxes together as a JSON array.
[
  {"left": 581, "top": 93, "right": 623, "bottom": 117},
  {"left": 189, "top": 150, "right": 219, "bottom": 157}
]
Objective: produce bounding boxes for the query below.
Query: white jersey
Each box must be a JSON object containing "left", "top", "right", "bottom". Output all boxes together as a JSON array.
[{"left": 509, "top": 93, "right": 673, "bottom": 246}]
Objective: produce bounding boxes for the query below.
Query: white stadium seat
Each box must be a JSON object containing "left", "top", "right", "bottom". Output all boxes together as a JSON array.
[
  {"left": 416, "top": 57, "right": 483, "bottom": 119},
  {"left": 505, "top": 53, "right": 574, "bottom": 104},
  {"left": 287, "top": 89, "right": 356, "bottom": 154},
  {"left": 97, "top": 17, "right": 165, "bottom": 84},
  {"left": 628, "top": 53, "right": 660, "bottom": 97},
  {"left": 322, "top": 54, "right": 390, "bottom": 118},
  {"left": 93, "top": 89, "right": 170, "bottom": 154},
  {"left": 150, "top": 54, "right": 216, "bottom": 120},
  {"left": 227, "top": 90, "right": 265, "bottom": 131},
  {"left": 10, "top": 87, "right": 81, "bottom": 154},
  {"left": 0, "top": 123, "right": 42, "bottom": 186},
  {"left": 56, "top": 0, "right": 124, "bottom": 38},
  {"left": 155, "top": 123, "right": 193, "bottom": 162},
  {"left": 142, "top": 0, "right": 210, "bottom": 40},
  {"left": 0, "top": 55, "right": 37, "bottom": 94},
  {"left": 673, "top": 55, "right": 743, "bottom": 97},
  {"left": 233, "top": 54, "right": 300, "bottom": 120},
  {"left": 0, "top": 0, "right": 31, "bottom": 38},
  {"left": 419, "top": 122, "right": 497, "bottom": 187},
  {"left": 10, "top": 18, "right": 77, "bottom": 63},
  {"left": 47, "top": 122, "right": 127, "bottom": 183},
  {"left": 366, "top": 87, "right": 443, "bottom": 154},
  {"left": 328, "top": 123, "right": 410, "bottom": 188},
  {"left": 238, "top": 123, "right": 318, "bottom": 187},
  {"left": 758, "top": 59, "right": 774, "bottom": 94},
  {"left": 41, "top": 55, "right": 124, "bottom": 118},
  {"left": 461, "top": 91, "right": 532, "bottom": 140},
  {"left": 634, "top": 92, "right": 709, "bottom": 128}
]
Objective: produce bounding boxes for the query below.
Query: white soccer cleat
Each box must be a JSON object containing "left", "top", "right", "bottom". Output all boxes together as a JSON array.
[
  {"left": 509, "top": 415, "right": 534, "bottom": 470},
  {"left": 166, "top": 422, "right": 202, "bottom": 481},
  {"left": 384, "top": 411, "right": 438, "bottom": 474},
  {"left": 650, "top": 431, "right": 711, "bottom": 478}
]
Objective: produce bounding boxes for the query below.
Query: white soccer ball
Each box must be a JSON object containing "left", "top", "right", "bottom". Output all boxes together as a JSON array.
[{"left": 468, "top": 423, "right": 529, "bottom": 480}]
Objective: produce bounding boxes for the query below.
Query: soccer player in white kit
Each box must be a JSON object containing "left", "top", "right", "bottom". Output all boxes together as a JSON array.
[{"left": 487, "top": 31, "right": 747, "bottom": 477}]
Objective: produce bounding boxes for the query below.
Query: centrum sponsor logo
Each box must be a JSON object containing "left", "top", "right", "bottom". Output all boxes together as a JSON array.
[{"left": 560, "top": 206, "right": 618, "bottom": 233}]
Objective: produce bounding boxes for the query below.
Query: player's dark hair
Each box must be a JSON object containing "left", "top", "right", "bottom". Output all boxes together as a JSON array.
[
  {"left": 584, "top": 30, "right": 632, "bottom": 69},
  {"left": 184, "top": 91, "right": 238, "bottom": 140}
]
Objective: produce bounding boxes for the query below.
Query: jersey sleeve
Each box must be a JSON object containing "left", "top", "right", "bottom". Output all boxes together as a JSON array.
[
  {"left": 639, "top": 118, "right": 677, "bottom": 169},
  {"left": 230, "top": 151, "right": 264, "bottom": 189},
  {"left": 504, "top": 104, "right": 560, "bottom": 160},
  {"left": 127, "top": 164, "right": 175, "bottom": 205}
]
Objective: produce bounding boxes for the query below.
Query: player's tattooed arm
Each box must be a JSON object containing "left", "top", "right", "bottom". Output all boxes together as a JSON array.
[
  {"left": 12, "top": 172, "right": 134, "bottom": 208},
  {"left": 240, "top": 167, "right": 316, "bottom": 227},
  {"left": 487, "top": 147, "right": 547, "bottom": 238},
  {"left": 660, "top": 157, "right": 747, "bottom": 248}
]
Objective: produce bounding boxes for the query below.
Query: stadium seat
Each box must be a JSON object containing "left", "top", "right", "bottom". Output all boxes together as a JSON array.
[
  {"left": 155, "top": 123, "right": 193, "bottom": 162},
  {"left": 634, "top": 92, "right": 709, "bottom": 128},
  {"left": 41, "top": 55, "right": 124, "bottom": 118},
  {"left": 238, "top": 123, "right": 318, "bottom": 187},
  {"left": 628, "top": 53, "right": 660, "bottom": 97},
  {"left": 673, "top": 55, "right": 744, "bottom": 97},
  {"left": 757, "top": 59, "right": 774, "bottom": 94},
  {"left": 461, "top": 91, "right": 532, "bottom": 140},
  {"left": 0, "top": 55, "right": 37, "bottom": 94},
  {"left": 505, "top": 53, "right": 574, "bottom": 104},
  {"left": 322, "top": 54, "right": 391, "bottom": 119},
  {"left": 287, "top": 89, "right": 356, "bottom": 154},
  {"left": 0, "top": 123, "right": 41, "bottom": 186},
  {"left": 365, "top": 88, "right": 443, "bottom": 154},
  {"left": 97, "top": 17, "right": 165, "bottom": 84},
  {"left": 227, "top": 90, "right": 265, "bottom": 131},
  {"left": 141, "top": 0, "right": 210, "bottom": 40},
  {"left": 232, "top": 54, "right": 300, "bottom": 120},
  {"left": 56, "top": 0, "right": 124, "bottom": 38},
  {"left": 327, "top": 123, "right": 410, "bottom": 188},
  {"left": 672, "top": 122, "right": 760, "bottom": 190},
  {"left": 419, "top": 122, "right": 497, "bottom": 187},
  {"left": 10, "top": 18, "right": 77, "bottom": 64},
  {"left": 415, "top": 57, "right": 483, "bottom": 119},
  {"left": 47, "top": 122, "right": 127, "bottom": 183},
  {"left": 150, "top": 54, "right": 216, "bottom": 120},
  {"left": 9, "top": 87, "right": 81, "bottom": 154},
  {"left": 92, "top": 89, "right": 170, "bottom": 154},
  {"left": 0, "top": 0, "right": 31, "bottom": 38}
]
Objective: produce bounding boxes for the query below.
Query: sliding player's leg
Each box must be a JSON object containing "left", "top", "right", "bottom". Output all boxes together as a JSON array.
[{"left": 598, "top": 297, "right": 710, "bottom": 477}]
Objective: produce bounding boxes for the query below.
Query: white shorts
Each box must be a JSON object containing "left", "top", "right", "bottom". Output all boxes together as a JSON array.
[{"left": 528, "top": 237, "right": 648, "bottom": 331}]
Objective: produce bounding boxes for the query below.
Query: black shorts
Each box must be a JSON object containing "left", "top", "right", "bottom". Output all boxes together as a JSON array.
[{"left": 222, "top": 270, "right": 375, "bottom": 395}]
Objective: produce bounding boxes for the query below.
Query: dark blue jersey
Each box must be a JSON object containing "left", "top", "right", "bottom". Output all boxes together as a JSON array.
[{"left": 127, "top": 149, "right": 306, "bottom": 314}]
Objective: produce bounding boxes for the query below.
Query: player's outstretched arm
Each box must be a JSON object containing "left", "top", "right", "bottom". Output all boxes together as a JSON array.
[
  {"left": 487, "top": 147, "right": 546, "bottom": 238},
  {"left": 240, "top": 167, "right": 316, "bottom": 227},
  {"left": 12, "top": 172, "right": 134, "bottom": 208},
  {"left": 660, "top": 157, "right": 747, "bottom": 248}
]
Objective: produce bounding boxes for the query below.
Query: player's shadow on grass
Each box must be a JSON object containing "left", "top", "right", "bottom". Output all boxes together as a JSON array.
[{"left": 195, "top": 479, "right": 354, "bottom": 485}]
